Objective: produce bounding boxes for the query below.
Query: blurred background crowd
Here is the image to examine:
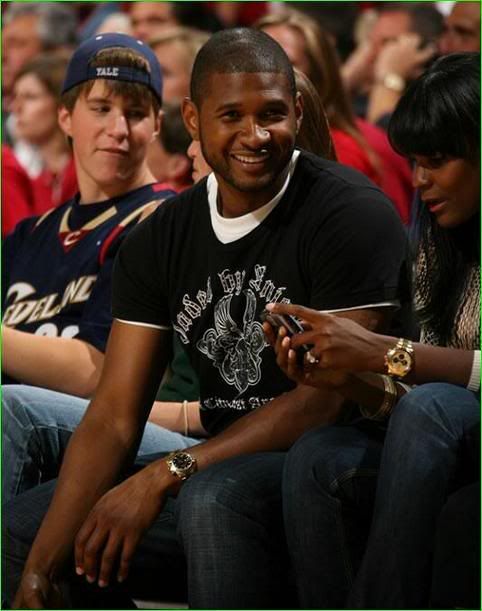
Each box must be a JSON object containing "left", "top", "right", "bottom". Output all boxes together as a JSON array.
[{"left": 2, "top": 1, "right": 480, "bottom": 236}]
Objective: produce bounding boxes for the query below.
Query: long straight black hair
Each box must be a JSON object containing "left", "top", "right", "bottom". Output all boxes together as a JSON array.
[{"left": 388, "top": 53, "right": 480, "bottom": 345}]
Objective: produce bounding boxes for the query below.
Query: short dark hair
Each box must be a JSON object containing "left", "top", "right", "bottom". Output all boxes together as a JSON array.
[
  {"left": 190, "top": 27, "right": 296, "bottom": 107},
  {"left": 388, "top": 52, "right": 480, "bottom": 162}
]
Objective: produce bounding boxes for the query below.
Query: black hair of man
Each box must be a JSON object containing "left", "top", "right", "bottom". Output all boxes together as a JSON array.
[{"left": 190, "top": 27, "right": 296, "bottom": 108}]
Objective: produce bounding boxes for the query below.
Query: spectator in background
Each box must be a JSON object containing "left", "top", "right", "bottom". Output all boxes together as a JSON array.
[
  {"left": 128, "top": 2, "right": 178, "bottom": 42},
  {"left": 2, "top": 2, "right": 78, "bottom": 121},
  {"left": 343, "top": 3, "right": 444, "bottom": 126},
  {"left": 11, "top": 53, "right": 78, "bottom": 218},
  {"left": 150, "top": 27, "right": 210, "bottom": 103},
  {"left": 147, "top": 101, "right": 193, "bottom": 192},
  {"left": 256, "top": 8, "right": 413, "bottom": 223},
  {"left": 439, "top": 1, "right": 480, "bottom": 54}
]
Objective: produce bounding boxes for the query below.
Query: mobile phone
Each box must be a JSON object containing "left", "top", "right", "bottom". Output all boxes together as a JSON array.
[{"left": 260, "top": 309, "right": 313, "bottom": 363}]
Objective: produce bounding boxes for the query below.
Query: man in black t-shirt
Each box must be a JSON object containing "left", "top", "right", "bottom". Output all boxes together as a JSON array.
[{"left": 7, "top": 28, "right": 410, "bottom": 609}]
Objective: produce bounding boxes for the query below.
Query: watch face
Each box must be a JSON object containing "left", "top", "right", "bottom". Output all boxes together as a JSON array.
[
  {"left": 388, "top": 349, "right": 412, "bottom": 376},
  {"left": 172, "top": 453, "right": 193, "bottom": 470}
]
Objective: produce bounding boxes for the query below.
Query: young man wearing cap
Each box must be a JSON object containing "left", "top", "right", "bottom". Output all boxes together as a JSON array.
[
  {"left": 6, "top": 29, "right": 410, "bottom": 608},
  {"left": 2, "top": 33, "right": 175, "bottom": 398}
]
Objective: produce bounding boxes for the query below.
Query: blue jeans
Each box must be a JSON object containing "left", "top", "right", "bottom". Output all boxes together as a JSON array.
[
  {"left": 348, "top": 383, "right": 480, "bottom": 609},
  {"left": 283, "top": 420, "right": 383, "bottom": 609},
  {"left": 176, "top": 453, "right": 296, "bottom": 609},
  {"left": 283, "top": 383, "right": 479, "bottom": 609},
  {"left": 2, "top": 385, "right": 200, "bottom": 502},
  {"left": 4, "top": 454, "right": 291, "bottom": 609}
]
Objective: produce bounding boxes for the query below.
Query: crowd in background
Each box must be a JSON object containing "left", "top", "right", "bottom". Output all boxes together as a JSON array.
[{"left": 2, "top": 1, "right": 480, "bottom": 235}]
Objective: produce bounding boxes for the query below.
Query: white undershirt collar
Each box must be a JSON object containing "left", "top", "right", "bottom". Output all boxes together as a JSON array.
[{"left": 207, "top": 149, "right": 300, "bottom": 244}]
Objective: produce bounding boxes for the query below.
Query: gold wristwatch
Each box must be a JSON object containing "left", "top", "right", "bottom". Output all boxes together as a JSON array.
[
  {"left": 166, "top": 450, "right": 197, "bottom": 481},
  {"left": 385, "top": 338, "right": 414, "bottom": 379}
]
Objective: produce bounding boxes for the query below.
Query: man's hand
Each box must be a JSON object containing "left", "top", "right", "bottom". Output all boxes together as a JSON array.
[
  {"left": 374, "top": 34, "right": 436, "bottom": 83},
  {"left": 13, "top": 571, "right": 64, "bottom": 609},
  {"left": 74, "top": 460, "right": 177, "bottom": 588}
]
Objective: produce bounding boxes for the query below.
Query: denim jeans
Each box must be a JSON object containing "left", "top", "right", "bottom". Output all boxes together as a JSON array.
[
  {"left": 4, "top": 453, "right": 292, "bottom": 609},
  {"left": 2, "top": 385, "right": 200, "bottom": 502},
  {"left": 348, "top": 383, "right": 480, "bottom": 609},
  {"left": 282, "top": 420, "right": 383, "bottom": 609},
  {"left": 176, "top": 452, "right": 297, "bottom": 609},
  {"left": 282, "top": 383, "right": 479, "bottom": 609}
]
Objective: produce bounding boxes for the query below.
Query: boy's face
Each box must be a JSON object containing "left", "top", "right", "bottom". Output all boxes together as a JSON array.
[
  {"left": 183, "top": 71, "right": 302, "bottom": 211},
  {"left": 59, "top": 81, "right": 160, "bottom": 198}
]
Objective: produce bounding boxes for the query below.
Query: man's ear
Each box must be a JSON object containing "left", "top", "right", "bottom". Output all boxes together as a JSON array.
[
  {"left": 182, "top": 98, "right": 200, "bottom": 140},
  {"left": 294, "top": 91, "right": 303, "bottom": 136},
  {"left": 58, "top": 106, "right": 73, "bottom": 138}
]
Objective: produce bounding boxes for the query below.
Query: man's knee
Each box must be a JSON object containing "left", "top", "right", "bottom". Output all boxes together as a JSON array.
[{"left": 177, "top": 453, "right": 284, "bottom": 534}]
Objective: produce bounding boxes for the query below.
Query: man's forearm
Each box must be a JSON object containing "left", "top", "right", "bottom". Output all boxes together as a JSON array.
[{"left": 2, "top": 326, "right": 104, "bottom": 397}]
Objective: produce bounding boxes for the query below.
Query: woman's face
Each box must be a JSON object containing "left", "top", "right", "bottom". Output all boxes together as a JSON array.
[
  {"left": 13, "top": 73, "right": 59, "bottom": 145},
  {"left": 413, "top": 154, "right": 480, "bottom": 228},
  {"left": 261, "top": 24, "right": 311, "bottom": 77}
]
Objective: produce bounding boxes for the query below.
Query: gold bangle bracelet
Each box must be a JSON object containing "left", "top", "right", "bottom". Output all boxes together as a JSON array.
[{"left": 360, "top": 375, "right": 398, "bottom": 421}]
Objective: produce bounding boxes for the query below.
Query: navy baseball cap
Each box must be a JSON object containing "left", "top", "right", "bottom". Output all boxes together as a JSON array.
[{"left": 62, "top": 33, "right": 163, "bottom": 103}]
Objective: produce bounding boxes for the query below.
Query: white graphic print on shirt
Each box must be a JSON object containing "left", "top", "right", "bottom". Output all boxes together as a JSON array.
[{"left": 197, "top": 289, "right": 265, "bottom": 394}]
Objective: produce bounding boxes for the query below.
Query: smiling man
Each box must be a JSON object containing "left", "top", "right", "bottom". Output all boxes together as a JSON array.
[{"left": 6, "top": 28, "right": 410, "bottom": 609}]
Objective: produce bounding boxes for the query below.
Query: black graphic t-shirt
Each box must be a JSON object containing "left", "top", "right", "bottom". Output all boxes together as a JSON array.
[{"left": 113, "top": 151, "right": 410, "bottom": 435}]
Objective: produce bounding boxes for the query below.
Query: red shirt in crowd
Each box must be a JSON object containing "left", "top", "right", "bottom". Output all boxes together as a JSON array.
[{"left": 2, "top": 145, "right": 34, "bottom": 237}]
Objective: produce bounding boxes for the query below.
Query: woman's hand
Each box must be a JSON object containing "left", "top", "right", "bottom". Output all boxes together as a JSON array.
[
  {"left": 264, "top": 303, "right": 391, "bottom": 375},
  {"left": 264, "top": 323, "right": 352, "bottom": 390}
]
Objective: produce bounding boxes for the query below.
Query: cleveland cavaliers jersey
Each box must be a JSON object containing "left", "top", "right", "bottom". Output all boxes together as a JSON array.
[{"left": 3, "top": 183, "right": 175, "bottom": 358}]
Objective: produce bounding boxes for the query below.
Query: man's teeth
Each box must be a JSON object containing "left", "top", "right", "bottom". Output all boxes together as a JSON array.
[{"left": 233, "top": 154, "right": 269, "bottom": 164}]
